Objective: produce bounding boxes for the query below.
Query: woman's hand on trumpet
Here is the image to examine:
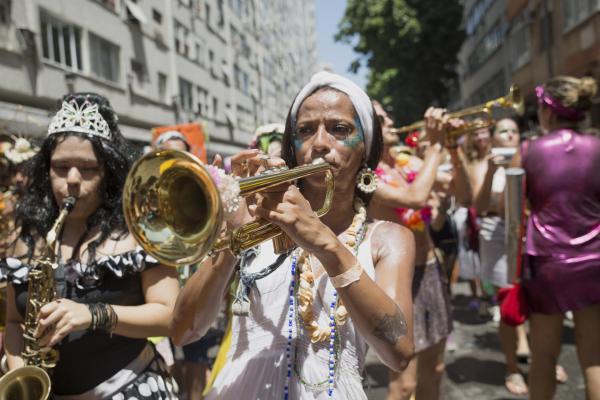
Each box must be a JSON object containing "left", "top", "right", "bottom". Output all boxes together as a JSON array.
[
  {"left": 423, "top": 107, "right": 466, "bottom": 147},
  {"left": 215, "top": 150, "right": 288, "bottom": 231},
  {"left": 250, "top": 183, "right": 336, "bottom": 257}
]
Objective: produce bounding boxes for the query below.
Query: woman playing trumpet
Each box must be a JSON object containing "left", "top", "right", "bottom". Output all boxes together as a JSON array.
[{"left": 171, "top": 71, "right": 415, "bottom": 398}]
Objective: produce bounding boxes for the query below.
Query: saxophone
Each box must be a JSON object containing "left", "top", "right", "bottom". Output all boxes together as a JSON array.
[{"left": 0, "top": 196, "right": 76, "bottom": 400}]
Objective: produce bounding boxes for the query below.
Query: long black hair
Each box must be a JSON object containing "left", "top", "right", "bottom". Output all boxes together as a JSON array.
[
  {"left": 282, "top": 87, "right": 383, "bottom": 207},
  {"left": 17, "top": 92, "right": 138, "bottom": 261}
]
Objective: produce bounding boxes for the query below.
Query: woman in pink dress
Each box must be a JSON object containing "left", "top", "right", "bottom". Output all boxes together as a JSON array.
[{"left": 512, "top": 76, "right": 600, "bottom": 400}]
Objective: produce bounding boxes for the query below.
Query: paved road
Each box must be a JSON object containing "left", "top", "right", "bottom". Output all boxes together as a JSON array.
[{"left": 362, "top": 282, "right": 586, "bottom": 399}]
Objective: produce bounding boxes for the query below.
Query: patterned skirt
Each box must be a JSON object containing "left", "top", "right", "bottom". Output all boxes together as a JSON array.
[
  {"left": 109, "top": 352, "right": 179, "bottom": 400},
  {"left": 412, "top": 259, "right": 453, "bottom": 353},
  {"left": 54, "top": 343, "right": 178, "bottom": 400}
]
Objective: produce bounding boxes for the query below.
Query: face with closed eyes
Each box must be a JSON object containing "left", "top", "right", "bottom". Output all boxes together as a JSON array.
[
  {"left": 293, "top": 88, "right": 365, "bottom": 193},
  {"left": 493, "top": 118, "right": 520, "bottom": 148},
  {"left": 49, "top": 135, "right": 105, "bottom": 220}
]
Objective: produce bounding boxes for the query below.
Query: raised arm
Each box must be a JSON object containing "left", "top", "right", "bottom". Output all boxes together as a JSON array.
[
  {"left": 448, "top": 147, "right": 472, "bottom": 207},
  {"left": 472, "top": 155, "right": 502, "bottom": 213},
  {"left": 170, "top": 250, "right": 237, "bottom": 345},
  {"left": 372, "top": 142, "right": 444, "bottom": 209}
]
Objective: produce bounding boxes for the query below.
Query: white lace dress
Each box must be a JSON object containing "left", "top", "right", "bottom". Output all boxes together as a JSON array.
[{"left": 205, "top": 224, "right": 381, "bottom": 399}]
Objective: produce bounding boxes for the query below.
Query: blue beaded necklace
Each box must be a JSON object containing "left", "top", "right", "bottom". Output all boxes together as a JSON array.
[{"left": 284, "top": 203, "right": 367, "bottom": 399}]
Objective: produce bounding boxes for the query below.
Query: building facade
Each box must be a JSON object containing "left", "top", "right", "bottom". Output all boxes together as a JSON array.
[
  {"left": 0, "top": 0, "right": 317, "bottom": 154},
  {"left": 456, "top": 0, "right": 600, "bottom": 126}
]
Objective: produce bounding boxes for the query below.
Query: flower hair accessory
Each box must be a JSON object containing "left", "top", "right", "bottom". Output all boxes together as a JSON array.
[
  {"left": 5, "top": 138, "right": 38, "bottom": 164},
  {"left": 48, "top": 100, "right": 111, "bottom": 140},
  {"left": 205, "top": 165, "right": 241, "bottom": 213}
]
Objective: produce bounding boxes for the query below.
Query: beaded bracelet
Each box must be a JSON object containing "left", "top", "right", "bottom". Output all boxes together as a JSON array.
[{"left": 87, "top": 303, "right": 118, "bottom": 333}]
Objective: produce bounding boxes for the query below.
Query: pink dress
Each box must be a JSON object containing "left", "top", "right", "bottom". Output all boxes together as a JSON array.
[{"left": 522, "top": 129, "right": 600, "bottom": 314}]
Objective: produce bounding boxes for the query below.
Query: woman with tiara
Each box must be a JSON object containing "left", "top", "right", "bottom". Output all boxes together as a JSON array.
[{"left": 1, "top": 93, "right": 179, "bottom": 398}]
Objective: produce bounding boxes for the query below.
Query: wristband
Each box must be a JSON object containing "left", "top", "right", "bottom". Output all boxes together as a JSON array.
[{"left": 329, "top": 261, "right": 363, "bottom": 288}]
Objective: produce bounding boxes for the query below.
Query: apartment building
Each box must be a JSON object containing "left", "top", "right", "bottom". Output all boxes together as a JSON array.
[
  {"left": 455, "top": 0, "right": 600, "bottom": 125},
  {"left": 0, "top": 0, "right": 317, "bottom": 154}
]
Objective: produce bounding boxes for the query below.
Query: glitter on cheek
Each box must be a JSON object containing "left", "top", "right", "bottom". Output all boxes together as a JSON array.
[{"left": 341, "top": 117, "right": 364, "bottom": 149}]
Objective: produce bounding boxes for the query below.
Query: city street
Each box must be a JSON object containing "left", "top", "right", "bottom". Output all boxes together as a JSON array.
[{"left": 363, "top": 282, "right": 586, "bottom": 400}]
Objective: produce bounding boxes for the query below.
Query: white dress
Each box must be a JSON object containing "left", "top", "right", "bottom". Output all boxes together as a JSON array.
[{"left": 205, "top": 223, "right": 382, "bottom": 399}]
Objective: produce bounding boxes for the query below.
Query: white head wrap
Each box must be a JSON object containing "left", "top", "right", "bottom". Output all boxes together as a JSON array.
[{"left": 290, "top": 71, "right": 374, "bottom": 155}]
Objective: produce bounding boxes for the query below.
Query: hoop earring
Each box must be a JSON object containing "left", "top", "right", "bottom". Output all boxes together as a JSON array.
[{"left": 356, "top": 166, "right": 378, "bottom": 193}]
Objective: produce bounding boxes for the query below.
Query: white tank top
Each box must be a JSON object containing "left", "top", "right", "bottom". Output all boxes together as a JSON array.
[{"left": 206, "top": 221, "right": 386, "bottom": 400}]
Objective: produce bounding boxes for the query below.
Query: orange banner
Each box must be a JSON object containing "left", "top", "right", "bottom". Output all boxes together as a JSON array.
[{"left": 151, "top": 122, "right": 207, "bottom": 162}]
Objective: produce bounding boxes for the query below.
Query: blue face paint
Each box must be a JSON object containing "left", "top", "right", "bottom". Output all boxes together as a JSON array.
[
  {"left": 341, "top": 117, "right": 365, "bottom": 149},
  {"left": 293, "top": 136, "right": 303, "bottom": 150}
]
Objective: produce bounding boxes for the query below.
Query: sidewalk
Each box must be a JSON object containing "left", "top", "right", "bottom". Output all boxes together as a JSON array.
[{"left": 363, "top": 282, "right": 585, "bottom": 399}]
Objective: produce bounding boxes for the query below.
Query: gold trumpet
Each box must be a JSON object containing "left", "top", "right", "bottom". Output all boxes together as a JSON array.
[
  {"left": 123, "top": 150, "right": 334, "bottom": 267},
  {"left": 391, "top": 84, "right": 524, "bottom": 138}
]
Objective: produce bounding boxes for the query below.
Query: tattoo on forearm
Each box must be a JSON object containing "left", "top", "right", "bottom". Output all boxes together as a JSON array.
[{"left": 372, "top": 306, "right": 408, "bottom": 346}]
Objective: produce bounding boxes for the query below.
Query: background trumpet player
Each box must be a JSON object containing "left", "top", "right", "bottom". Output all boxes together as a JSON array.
[{"left": 0, "top": 93, "right": 179, "bottom": 398}]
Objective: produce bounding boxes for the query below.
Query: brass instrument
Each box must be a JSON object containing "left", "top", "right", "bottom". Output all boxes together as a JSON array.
[
  {"left": 123, "top": 150, "right": 334, "bottom": 267},
  {"left": 391, "top": 85, "right": 524, "bottom": 138},
  {"left": 0, "top": 196, "right": 76, "bottom": 399},
  {"left": 505, "top": 168, "right": 525, "bottom": 282}
]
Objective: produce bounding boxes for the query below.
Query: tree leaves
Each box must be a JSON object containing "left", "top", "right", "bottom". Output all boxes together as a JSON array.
[{"left": 336, "top": 0, "right": 465, "bottom": 124}]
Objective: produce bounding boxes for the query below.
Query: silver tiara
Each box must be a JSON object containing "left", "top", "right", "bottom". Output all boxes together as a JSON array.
[{"left": 48, "top": 100, "right": 111, "bottom": 140}]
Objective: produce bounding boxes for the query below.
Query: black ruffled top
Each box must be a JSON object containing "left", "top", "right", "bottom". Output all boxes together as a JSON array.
[{"left": 0, "top": 248, "right": 160, "bottom": 395}]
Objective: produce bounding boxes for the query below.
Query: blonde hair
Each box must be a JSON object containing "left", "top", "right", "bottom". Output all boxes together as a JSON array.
[{"left": 544, "top": 76, "right": 598, "bottom": 113}]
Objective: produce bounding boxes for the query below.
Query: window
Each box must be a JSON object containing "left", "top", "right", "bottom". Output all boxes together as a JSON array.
[
  {"left": 231, "top": 25, "right": 250, "bottom": 58},
  {"left": 89, "top": 32, "right": 120, "bottom": 82},
  {"left": 510, "top": 22, "right": 530, "bottom": 71},
  {"left": 0, "top": 0, "right": 10, "bottom": 24},
  {"left": 212, "top": 96, "right": 219, "bottom": 119},
  {"left": 539, "top": 10, "right": 553, "bottom": 53},
  {"left": 465, "top": 0, "right": 494, "bottom": 35},
  {"left": 205, "top": 3, "right": 211, "bottom": 26},
  {"left": 467, "top": 20, "right": 506, "bottom": 72},
  {"left": 152, "top": 8, "right": 162, "bottom": 24},
  {"left": 179, "top": 77, "right": 194, "bottom": 111},
  {"left": 158, "top": 72, "right": 168, "bottom": 103},
  {"left": 40, "top": 11, "right": 83, "bottom": 71},
  {"left": 195, "top": 42, "right": 204, "bottom": 66},
  {"left": 130, "top": 58, "right": 148, "bottom": 89},
  {"left": 234, "top": 64, "right": 249, "bottom": 95},
  {"left": 217, "top": 0, "right": 224, "bottom": 27},
  {"left": 563, "top": 0, "right": 600, "bottom": 31},
  {"left": 96, "top": 0, "right": 119, "bottom": 12},
  {"left": 174, "top": 21, "right": 189, "bottom": 57},
  {"left": 196, "top": 86, "right": 208, "bottom": 116},
  {"left": 229, "top": 0, "right": 244, "bottom": 18}
]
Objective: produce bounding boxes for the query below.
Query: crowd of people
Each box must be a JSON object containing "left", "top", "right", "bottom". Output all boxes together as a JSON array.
[{"left": 0, "top": 71, "right": 596, "bottom": 400}]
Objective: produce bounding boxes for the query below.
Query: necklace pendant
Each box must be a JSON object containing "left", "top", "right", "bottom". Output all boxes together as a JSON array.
[
  {"left": 232, "top": 298, "right": 250, "bottom": 316},
  {"left": 232, "top": 279, "right": 251, "bottom": 316}
]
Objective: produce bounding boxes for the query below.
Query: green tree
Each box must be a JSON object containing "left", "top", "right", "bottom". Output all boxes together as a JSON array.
[{"left": 336, "top": 0, "right": 465, "bottom": 124}]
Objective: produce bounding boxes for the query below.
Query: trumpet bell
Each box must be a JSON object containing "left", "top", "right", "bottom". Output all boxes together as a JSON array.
[
  {"left": 0, "top": 366, "right": 51, "bottom": 400},
  {"left": 123, "top": 150, "right": 223, "bottom": 266},
  {"left": 509, "top": 85, "right": 524, "bottom": 116}
]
